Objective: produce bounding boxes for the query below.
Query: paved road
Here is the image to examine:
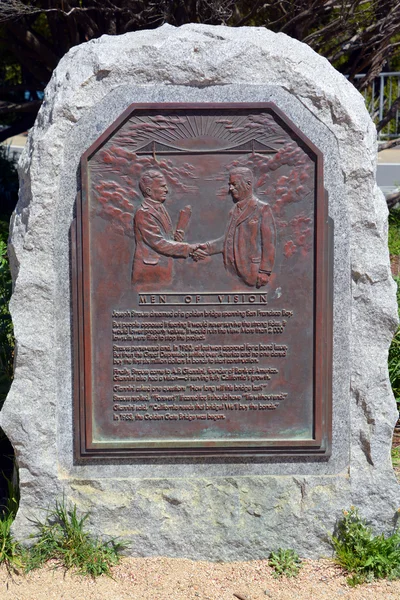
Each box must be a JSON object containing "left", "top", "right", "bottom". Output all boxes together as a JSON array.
[
  {"left": 377, "top": 148, "right": 400, "bottom": 195},
  {"left": 377, "top": 164, "right": 400, "bottom": 195}
]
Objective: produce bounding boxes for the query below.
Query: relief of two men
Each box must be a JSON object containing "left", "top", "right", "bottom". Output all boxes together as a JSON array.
[{"left": 131, "top": 166, "right": 276, "bottom": 289}]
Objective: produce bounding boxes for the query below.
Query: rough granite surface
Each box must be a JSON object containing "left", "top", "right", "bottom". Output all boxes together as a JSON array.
[{"left": 1, "top": 24, "right": 399, "bottom": 559}]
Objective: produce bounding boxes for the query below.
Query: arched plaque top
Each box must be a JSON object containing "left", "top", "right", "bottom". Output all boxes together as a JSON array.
[{"left": 82, "top": 103, "right": 323, "bottom": 165}]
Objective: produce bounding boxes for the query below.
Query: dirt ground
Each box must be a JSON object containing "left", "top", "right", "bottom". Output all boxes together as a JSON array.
[{"left": 1, "top": 556, "right": 400, "bottom": 600}]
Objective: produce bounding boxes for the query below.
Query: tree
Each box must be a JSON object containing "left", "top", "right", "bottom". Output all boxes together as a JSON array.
[{"left": 0, "top": 1, "right": 399, "bottom": 142}]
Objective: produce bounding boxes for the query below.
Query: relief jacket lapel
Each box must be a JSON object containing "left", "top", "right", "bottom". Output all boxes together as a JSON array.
[
  {"left": 235, "top": 196, "right": 258, "bottom": 227},
  {"left": 142, "top": 198, "right": 173, "bottom": 236}
]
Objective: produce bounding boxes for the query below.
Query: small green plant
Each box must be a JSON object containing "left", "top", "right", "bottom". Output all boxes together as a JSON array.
[
  {"left": 26, "top": 500, "right": 125, "bottom": 576},
  {"left": 392, "top": 445, "right": 400, "bottom": 469},
  {"left": 0, "top": 473, "right": 23, "bottom": 571},
  {"left": 332, "top": 507, "right": 400, "bottom": 586},
  {"left": 268, "top": 548, "right": 302, "bottom": 578}
]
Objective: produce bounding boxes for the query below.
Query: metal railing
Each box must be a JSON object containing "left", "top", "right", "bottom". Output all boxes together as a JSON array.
[{"left": 354, "top": 72, "right": 400, "bottom": 139}]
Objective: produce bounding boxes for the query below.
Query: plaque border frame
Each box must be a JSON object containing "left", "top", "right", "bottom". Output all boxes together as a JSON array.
[{"left": 72, "top": 102, "right": 333, "bottom": 461}]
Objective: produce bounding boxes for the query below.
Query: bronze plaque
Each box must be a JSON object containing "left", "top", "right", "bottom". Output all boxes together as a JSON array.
[{"left": 73, "top": 103, "right": 332, "bottom": 460}]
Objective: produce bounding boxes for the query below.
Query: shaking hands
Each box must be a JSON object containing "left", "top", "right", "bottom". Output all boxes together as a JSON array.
[
  {"left": 176, "top": 226, "right": 209, "bottom": 262},
  {"left": 189, "top": 243, "right": 209, "bottom": 262}
]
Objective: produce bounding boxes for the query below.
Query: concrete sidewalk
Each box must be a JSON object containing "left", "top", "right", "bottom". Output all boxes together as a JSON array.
[
  {"left": 378, "top": 147, "right": 400, "bottom": 164},
  {"left": 1, "top": 133, "right": 28, "bottom": 162}
]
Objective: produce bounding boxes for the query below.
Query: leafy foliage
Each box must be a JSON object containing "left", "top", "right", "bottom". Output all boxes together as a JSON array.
[
  {"left": 389, "top": 275, "right": 400, "bottom": 408},
  {"left": 0, "top": 1, "right": 400, "bottom": 147},
  {"left": 0, "top": 218, "right": 14, "bottom": 410},
  {"left": 389, "top": 210, "right": 400, "bottom": 257},
  {"left": 392, "top": 444, "right": 400, "bottom": 469},
  {"left": 0, "top": 146, "right": 17, "bottom": 411},
  {"left": 388, "top": 212, "right": 400, "bottom": 408},
  {"left": 0, "top": 145, "right": 19, "bottom": 219},
  {"left": 0, "top": 156, "right": 17, "bottom": 514},
  {"left": 0, "top": 473, "right": 22, "bottom": 572},
  {"left": 26, "top": 500, "right": 126, "bottom": 576},
  {"left": 268, "top": 548, "right": 302, "bottom": 578},
  {"left": 332, "top": 507, "right": 400, "bottom": 586}
]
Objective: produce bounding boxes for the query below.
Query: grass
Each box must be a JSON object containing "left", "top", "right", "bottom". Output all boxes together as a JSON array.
[
  {"left": 0, "top": 493, "right": 125, "bottom": 577},
  {"left": 268, "top": 548, "right": 302, "bottom": 578},
  {"left": 25, "top": 500, "right": 125, "bottom": 576},
  {"left": 332, "top": 507, "right": 400, "bottom": 586}
]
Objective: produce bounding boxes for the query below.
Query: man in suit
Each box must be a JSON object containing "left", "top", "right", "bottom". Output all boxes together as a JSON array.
[
  {"left": 195, "top": 167, "right": 276, "bottom": 288},
  {"left": 132, "top": 169, "right": 199, "bottom": 287}
]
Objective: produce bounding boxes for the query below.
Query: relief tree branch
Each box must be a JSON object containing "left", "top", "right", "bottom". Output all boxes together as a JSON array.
[
  {"left": 0, "top": 0, "right": 400, "bottom": 158},
  {"left": 377, "top": 96, "right": 400, "bottom": 133},
  {"left": 378, "top": 138, "right": 400, "bottom": 152}
]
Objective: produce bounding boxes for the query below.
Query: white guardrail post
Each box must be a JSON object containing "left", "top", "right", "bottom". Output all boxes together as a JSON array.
[{"left": 353, "top": 72, "right": 400, "bottom": 139}]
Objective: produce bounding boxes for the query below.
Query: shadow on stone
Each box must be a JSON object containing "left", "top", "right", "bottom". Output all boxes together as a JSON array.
[{"left": 0, "top": 429, "right": 15, "bottom": 509}]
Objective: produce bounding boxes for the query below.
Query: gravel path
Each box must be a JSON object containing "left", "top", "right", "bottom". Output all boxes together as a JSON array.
[{"left": 1, "top": 557, "right": 400, "bottom": 600}]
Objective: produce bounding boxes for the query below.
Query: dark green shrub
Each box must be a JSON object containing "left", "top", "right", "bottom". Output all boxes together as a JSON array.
[
  {"left": 0, "top": 218, "right": 15, "bottom": 507},
  {"left": 0, "top": 146, "right": 18, "bottom": 220},
  {"left": 0, "top": 219, "right": 13, "bottom": 409}
]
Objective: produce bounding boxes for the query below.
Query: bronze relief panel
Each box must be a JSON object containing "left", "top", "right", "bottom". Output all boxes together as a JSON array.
[{"left": 73, "top": 103, "right": 332, "bottom": 459}]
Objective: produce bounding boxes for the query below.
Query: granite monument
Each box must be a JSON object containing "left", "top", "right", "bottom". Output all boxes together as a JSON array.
[{"left": 2, "top": 24, "right": 398, "bottom": 559}]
